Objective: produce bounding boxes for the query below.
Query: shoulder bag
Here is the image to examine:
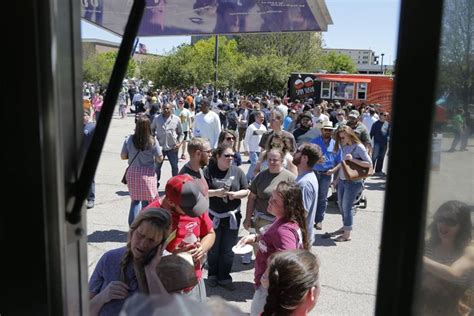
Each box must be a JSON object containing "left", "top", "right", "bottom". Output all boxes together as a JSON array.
[
  {"left": 341, "top": 146, "right": 373, "bottom": 181},
  {"left": 121, "top": 151, "right": 140, "bottom": 184}
]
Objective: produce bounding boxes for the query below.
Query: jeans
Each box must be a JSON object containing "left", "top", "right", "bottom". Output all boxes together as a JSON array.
[
  {"left": 372, "top": 142, "right": 387, "bottom": 173},
  {"left": 315, "top": 172, "right": 332, "bottom": 224},
  {"left": 207, "top": 213, "right": 241, "bottom": 283},
  {"left": 155, "top": 148, "right": 179, "bottom": 183},
  {"left": 250, "top": 286, "right": 268, "bottom": 316},
  {"left": 128, "top": 200, "right": 149, "bottom": 226},
  {"left": 88, "top": 179, "right": 95, "bottom": 202},
  {"left": 337, "top": 180, "right": 363, "bottom": 231},
  {"left": 246, "top": 151, "right": 260, "bottom": 183}
]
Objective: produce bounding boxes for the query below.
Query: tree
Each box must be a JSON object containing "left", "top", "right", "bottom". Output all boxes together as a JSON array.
[
  {"left": 438, "top": 0, "right": 473, "bottom": 111},
  {"left": 83, "top": 51, "right": 136, "bottom": 85},
  {"left": 317, "top": 52, "right": 357, "bottom": 73},
  {"left": 235, "top": 32, "right": 324, "bottom": 72},
  {"left": 236, "top": 54, "right": 293, "bottom": 95},
  {"left": 145, "top": 36, "right": 243, "bottom": 89}
]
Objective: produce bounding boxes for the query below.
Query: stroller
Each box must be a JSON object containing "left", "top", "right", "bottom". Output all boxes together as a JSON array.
[{"left": 328, "top": 181, "right": 368, "bottom": 215}]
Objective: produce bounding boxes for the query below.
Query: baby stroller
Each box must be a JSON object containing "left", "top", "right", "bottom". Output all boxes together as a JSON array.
[{"left": 328, "top": 181, "right": 368, "bottom": 215}]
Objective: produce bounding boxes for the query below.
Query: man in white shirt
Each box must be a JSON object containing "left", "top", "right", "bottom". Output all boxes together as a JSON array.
[
  {"left": 193, "top": 98, "right": 221, "bottom": 148},
  {"left": 362, "top": 107, "right": 378, "bottom": 133},
  {"left": 244, "top": 111, "right": 267, "bottom": 182},
  {"left": 312, "top": 104, "right": 330, "bottom": 129}
]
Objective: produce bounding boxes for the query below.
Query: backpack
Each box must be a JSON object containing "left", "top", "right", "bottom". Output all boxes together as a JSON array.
[{"left": 226, "top": 111, "right": 238, "bottom": 130}]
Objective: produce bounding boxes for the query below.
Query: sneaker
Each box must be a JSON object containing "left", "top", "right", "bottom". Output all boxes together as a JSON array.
[
  {"left": 218, "top": 282, "right": 236, "bottom": 291},
  {"left": 86, "top": 200, "right": 95, "bottom": 209},
  {"left": 241, "top": 252, "right": 252, "bottom": 264},
  {"left": 315, "top": 222, "right": 322, "bottom": 230}
]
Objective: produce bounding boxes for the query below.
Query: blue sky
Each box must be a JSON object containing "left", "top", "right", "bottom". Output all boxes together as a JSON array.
[{"left": 81, "top": 0, "right": 400, "bottom": 64}]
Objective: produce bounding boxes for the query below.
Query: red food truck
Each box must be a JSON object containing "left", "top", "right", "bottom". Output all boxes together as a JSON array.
[{"left": 287, "top": 72, "right": 395, "bottom": 112}]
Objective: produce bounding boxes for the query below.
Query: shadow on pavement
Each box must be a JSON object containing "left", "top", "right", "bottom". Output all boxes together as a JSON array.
[
  {"left": 313, "top": 234, "right": 337, "bottom": 247},
  {"left": 88, "top": 229, "right": 128, "bottom": 243},
  {"left": 231, "top": 257, "right": 255, "bottom": 273},
  {"left": 364, "top": 181, "right": 386, "bottom": 191},
  {"left": 205, "top": 280, "right": 255, "bottom": 302},
  {"left": 115, "top": 190, "right": 130, "bottom": 197}
]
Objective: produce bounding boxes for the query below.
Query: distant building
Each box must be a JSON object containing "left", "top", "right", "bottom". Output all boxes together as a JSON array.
[
  {"left": 322, "top": 48, "right": 394, "bottom": 74},
  {"left": 322, "top": 48, "right": 377, "bottom": 65},
  {"left": 81, "top": 38, "right": 161, "bottom": 62}
]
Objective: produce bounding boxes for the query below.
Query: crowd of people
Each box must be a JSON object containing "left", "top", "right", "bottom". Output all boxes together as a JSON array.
[{"left": 83, "top": 81, "right": 472, "bottom": 315}]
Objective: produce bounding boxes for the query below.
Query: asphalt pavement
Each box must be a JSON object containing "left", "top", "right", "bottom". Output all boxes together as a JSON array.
[{"left": 86, "top": 112, "right": 390, "bottom": 315}]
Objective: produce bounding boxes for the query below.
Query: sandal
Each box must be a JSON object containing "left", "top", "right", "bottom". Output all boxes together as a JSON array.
[{"left": 334, "top": 235, "right": 351, "bottom": 242}]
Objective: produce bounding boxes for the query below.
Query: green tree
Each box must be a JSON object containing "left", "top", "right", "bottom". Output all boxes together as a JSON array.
[
  {"left": 83, "top": 51, "right": 136, "bottom": 85},
  {"left": 317, "top": 52, "right": 357, "bottom": 73},
  {"left": 145, "top": 36, "right": 243, "bottom": 89},
  {"left": 235, "top": 32, "right": 324, "bottom": 72},
  {"left": 438, "top": 0, "right": 473, "bottom": 111},
  {"left": 236, "top": 54, "right": 293, "bottom": 95}
]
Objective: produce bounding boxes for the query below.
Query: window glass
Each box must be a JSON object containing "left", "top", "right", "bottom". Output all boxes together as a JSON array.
[
  {"left": 332, "top": 82, "right": 354, "bottom": 99},
  {"left": 357, "top": 82, "right": 367, "bottom": 100},
  {"left": 415, "top": 0, "right": 474, "bottom": 314},
  {"left": 321, "top": 81, "right": 331, "bottom": 98}
]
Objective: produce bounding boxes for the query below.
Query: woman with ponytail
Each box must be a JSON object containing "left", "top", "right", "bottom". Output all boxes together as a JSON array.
[
  {"left": 262, "top": 249, "right": 321, "bottom": 316},
  {"left": 89, "top": 208, "right": 171, "bottom": 316},
  {"left": 237, "top": 181, "right": 310, "bottom": 316}
]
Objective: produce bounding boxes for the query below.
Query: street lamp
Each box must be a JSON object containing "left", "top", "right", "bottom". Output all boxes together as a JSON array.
[{"left": 380, "top": 53, "right": 385, "bottom": 74}]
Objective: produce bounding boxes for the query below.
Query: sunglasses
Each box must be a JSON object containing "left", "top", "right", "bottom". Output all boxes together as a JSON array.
[
  {"left": 225, "top": 137, "right": 235, "bottom": 141},
  {"left": 224, "top": 154, "right": 235, "bottom": 158}
]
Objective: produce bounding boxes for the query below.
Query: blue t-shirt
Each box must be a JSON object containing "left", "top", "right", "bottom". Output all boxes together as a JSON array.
[
  {"left": 296, "top": 171, "right": 318, "bottom": 245},
  {"left": 89, "top": 247, "right": 138, "bottom": 316},
  {"left": 311, "top": 136, "right": 341, "bottom": 172}
]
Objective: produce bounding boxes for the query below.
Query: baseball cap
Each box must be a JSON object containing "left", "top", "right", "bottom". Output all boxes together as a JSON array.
[
  {"left": 165, "top": 174, "right": 209, "bottom": 217},
  {"left": 348, "top": 110, "right": 360, "bottom": 119},
  {"left": 300, "top": 111, "right": 312, "bottom": 121}
]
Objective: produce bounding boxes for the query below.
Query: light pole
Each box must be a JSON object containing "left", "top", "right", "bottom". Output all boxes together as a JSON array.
[{"left": 380, "top": 53, "right": 385, "bottom": 74}]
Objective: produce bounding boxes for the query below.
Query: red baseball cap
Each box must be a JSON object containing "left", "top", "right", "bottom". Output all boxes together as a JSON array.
[{"left": 165, "top": 174, "right": 209, "bottom": 217}]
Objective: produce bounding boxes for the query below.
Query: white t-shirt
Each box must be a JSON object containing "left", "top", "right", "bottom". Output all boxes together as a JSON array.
[
  {"left": 362, "top": 114, "right": 378, "bottom": 134},
  {"left": 312, "top": 114, "right": 329, "bottom": 129},
  {"left": 193, "top": 111, "right": 221, "bottom": 148}
]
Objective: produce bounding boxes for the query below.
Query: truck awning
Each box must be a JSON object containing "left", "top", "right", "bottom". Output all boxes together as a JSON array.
[{"left": 316, "top": 76, "right": 372, "bottom": 83}]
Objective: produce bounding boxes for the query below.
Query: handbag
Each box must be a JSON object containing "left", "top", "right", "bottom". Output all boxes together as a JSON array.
[
  {"left": 341, "top": 159, "right": 373, "bottom": 181},
  {"left": 121, "top": 151, "right": 140, "bottom": 184}
]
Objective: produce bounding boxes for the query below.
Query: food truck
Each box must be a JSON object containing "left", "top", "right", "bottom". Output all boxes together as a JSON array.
[{"left": 287, "top": 73, "right": 395, "bottom": 112}]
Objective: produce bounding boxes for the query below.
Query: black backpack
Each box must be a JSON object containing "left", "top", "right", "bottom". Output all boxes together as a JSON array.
[{"left": 226, "top": 111, "right": 238, "bottom": 130}]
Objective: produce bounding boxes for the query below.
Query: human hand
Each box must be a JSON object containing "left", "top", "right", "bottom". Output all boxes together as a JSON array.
[
  {"left": 227, "top": 191, "right": 238, "bottom": 200},
  {"left": 145, "top": 244, "right": 164, "bottom": 270},
  {"left": 243, "top": 217, "right": 252, "bottom": 230},
  {"left": 214, "top": 188, "right": 228, "bottom": 198},
  {"left": 237, "top": 234, "right": 256, "bottom": 247},
  {"left": 101, "top": 281, "right": 129, "bottom": 303},
  {"left": 344, "top": 154, "right": 353, "bottom": 160},
  {"left": 188, "top": 241, "right": 204, "bottom": 262},
  {"left": 172, "top": 243, "right": 195, "bottom": 254}
]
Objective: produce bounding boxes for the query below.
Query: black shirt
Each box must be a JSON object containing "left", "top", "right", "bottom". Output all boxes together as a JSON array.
[{"left": 203, "top": 164, "right": 248, "bottom": 213}]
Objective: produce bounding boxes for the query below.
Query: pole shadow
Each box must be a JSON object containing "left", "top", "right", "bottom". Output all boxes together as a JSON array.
[{"left": 88, "top": 229, "right": 128, "bottom": 243}]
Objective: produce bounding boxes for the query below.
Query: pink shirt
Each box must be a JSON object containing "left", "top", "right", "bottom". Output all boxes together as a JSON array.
[{"left": 254, "top": 218, "right": 303, "bottom": 287}]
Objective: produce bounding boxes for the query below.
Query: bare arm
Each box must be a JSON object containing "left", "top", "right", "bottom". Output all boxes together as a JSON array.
[
  {"left": 144, "top": 245, "right": 168, "bottom": 296},
  {"left": 243, "top": 192, "right": 256, "bottom": 230},
  {"left": 423, "top": 246, "right": 474, "bottom": 281},
  {"left": 227, "top": 189, "right": 250, "bottom": 200},
  {"left": 89, "top": 281, "right": 129, "bottom": 316}
]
